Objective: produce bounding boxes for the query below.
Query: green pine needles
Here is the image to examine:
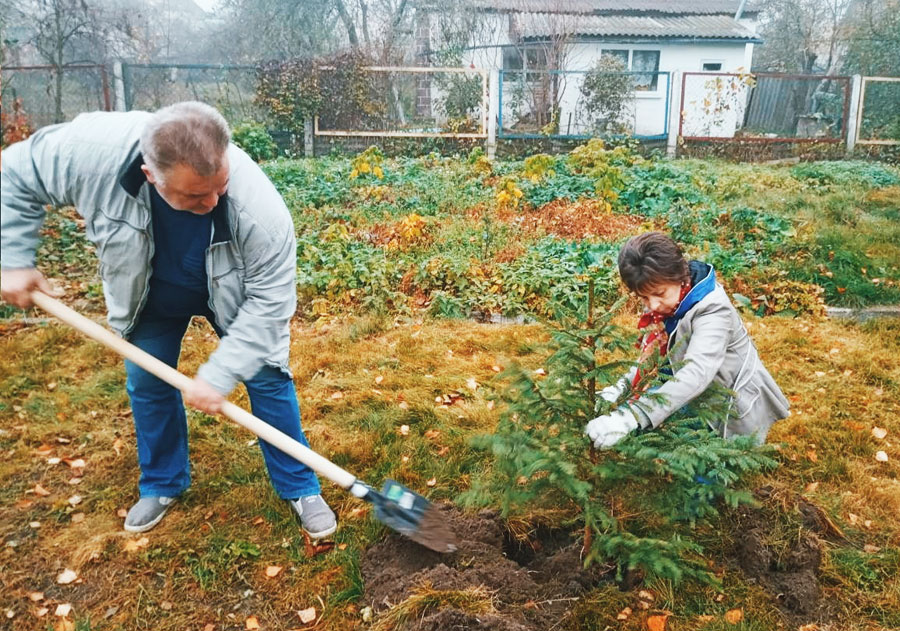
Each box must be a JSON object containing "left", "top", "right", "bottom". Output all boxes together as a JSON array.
[{"left": 461, "top": 283, "right": 778, "bottom": 586}]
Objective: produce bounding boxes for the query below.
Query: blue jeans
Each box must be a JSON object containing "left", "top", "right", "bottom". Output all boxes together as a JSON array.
[{"left": 124, "top": 301, "right": 320, "bottom": 500}]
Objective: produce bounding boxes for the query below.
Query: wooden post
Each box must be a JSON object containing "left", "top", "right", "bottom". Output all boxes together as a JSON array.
[
  {"left": 304, "top": 116, "right": 314, "bottom": 157},
  {"left": 667, "top": 70, "right": 682, "bottom": 158},
  {"left": 487, "top": 68, "right": 499, "bottom": 159},
  {"left": 846, "top": 74, "right": 863, "bottom": 155}
]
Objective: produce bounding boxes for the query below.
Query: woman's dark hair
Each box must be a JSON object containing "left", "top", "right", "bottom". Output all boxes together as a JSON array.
[{"left": 617, "top": 232, "right": 690, "bottom": 293}]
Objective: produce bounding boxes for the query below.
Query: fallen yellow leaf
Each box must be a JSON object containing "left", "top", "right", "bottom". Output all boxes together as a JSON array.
[
  {"left": 616, "top": 606, "right": 632, "bottom": 620},
  {"left": 297, "top": 607, "right": 316, "bottom": 624},
  {"left": 375, "top": 375, "right": 384, "bottom": 384},
  {"left": 123, "top": 537, "right": 150, "bottom": 553},
  {"left": 54, "top": 603, "right": 73, "bottom": 616},
  {"left": 426, "top": 477, "right": 437, "bottom": 487},
  {"left": 56, "top": 569, "right": 77, "bottom": 585},
  {"left": 399, "top": 424, "right": 410, "bottom": 436},
  {"left": 875, "top": 451, "right": 889, "bottom": 463},
  {"left": 647, "top": 613, "right": 669, "bottom": 631},
  {"left": 245, "top": 616, "right": 260, "bottom": 630},
  {"left": 724, "top": 608, "right": 744, "bottom": 624},
  {"left": 33, "top": 484, "right": 51, "bottom": 497},
  {"left": 28, "top": 592, "right": 44, "bottom": 602},
  {"left": 265, "top": 565, "right": 283, "bottom": 578}
]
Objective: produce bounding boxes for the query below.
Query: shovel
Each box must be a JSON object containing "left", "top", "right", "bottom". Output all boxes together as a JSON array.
[{"left": 29, "top": 291, "right": 458, "bottom": 553}]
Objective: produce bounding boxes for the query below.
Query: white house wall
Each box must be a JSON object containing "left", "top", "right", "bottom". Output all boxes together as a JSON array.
[{"left": 463, "top": 37, "right": 750, "bottom": 137}]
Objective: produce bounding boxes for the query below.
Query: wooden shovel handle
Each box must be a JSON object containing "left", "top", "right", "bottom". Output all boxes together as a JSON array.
[{"left": 29, "top": 291, "right": 358, "bottom": 490}]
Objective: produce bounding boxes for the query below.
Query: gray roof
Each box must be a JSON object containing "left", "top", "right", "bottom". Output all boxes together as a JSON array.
[
  {"left": 462, "top": 0, "right": 760, "bottom": 15},
  {"left": 518, "top": 12, "right": 759, "bottom": 40}
]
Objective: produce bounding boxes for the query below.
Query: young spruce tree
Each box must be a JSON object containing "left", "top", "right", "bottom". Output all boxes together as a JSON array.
[{"left": 461, "top": 280, "right": 777, "bottom": 585}]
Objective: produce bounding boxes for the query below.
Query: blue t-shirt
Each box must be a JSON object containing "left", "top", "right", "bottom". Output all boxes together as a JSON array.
[{"left": 145, "top": 186, "right": 213, "bottom": 318}]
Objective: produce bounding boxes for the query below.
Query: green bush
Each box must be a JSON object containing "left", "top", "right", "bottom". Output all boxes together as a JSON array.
[{"left": 232, "top": 122, "right": 277, "bottom": 162}]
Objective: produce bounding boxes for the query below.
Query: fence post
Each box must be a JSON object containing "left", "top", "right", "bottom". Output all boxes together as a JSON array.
[
  {"left": 121, "top": 62, "right": 134, "bottom": 111},
  {"left": 487, "top": 68, "right": 499, "bottom": 159},
  {"left": 667, "top": 71, "right": 682, "bottom": 158},
  {"left": 304, "top": 116, "right": 314, "bottom": 157},
  {"left": 112, "top": 61, "right": 127, "bottom": 111},
  {"left": 846, "top": 74, "right": 863, "bottom": 155}
]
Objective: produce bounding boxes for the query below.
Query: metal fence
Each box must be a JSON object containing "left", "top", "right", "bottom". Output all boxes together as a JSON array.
[
  {"left": 121, "top": 63, "right": 261, "bottom": 123},
  {"left": 855, "top": 77, "right": 900, "bottom": 145},
  {"left": 3, "top": 60, "right": 897, "bottom": 156},
  {"left": 1, "top": 64, "right": 111, "bottom": 129},
  {"left": 498, "top": 69, "right": 670, "bottom": 140},
  {"left": 680, "top": 71, "right": 851, "bottom": 143},
  {"left": 313, "top": 66, "right": 488, "bottom": 139}
]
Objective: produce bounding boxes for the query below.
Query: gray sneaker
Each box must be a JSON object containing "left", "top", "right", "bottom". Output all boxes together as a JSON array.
[
  {"left": 124, "top": 496, "right": 175, "bottom": 533},
  {"left": 289, "top": 495, "right": 337, "bottom": 538}
]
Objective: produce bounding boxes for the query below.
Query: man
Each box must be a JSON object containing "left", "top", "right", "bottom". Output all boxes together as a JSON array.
[{"left": 1, "top": 102, "right": 337, "bottom": 538}]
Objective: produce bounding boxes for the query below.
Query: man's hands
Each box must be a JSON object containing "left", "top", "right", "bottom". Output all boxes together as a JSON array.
[
  {"left": 183, "top": 377, "right": 225, "bottom": 415},
  {"left": 585, "top": 409, "right": 640, "bottom": 449},
  {"left": 0, "top": 268, "right": 62, "bottom": 308}
]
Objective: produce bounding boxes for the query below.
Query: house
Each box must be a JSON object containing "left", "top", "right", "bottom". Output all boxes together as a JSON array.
[{"left": 418, "top": 1, "right": 762, "bottom": 138}]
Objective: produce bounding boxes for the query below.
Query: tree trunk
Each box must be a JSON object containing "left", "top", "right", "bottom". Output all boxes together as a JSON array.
[
  {"left": 333, "top": 0, "right": 360, "bottom": 50},
  {"left": 54, "top": 3, "right": 64, "bottom": 123}
]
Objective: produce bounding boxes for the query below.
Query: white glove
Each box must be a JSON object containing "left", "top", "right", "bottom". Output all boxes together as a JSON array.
[
  {"left": 598, "top": 382, "right": 625, "bottom": 404},
  {"left": 585, "top": 409, "right": 640, "bottom": 449}
]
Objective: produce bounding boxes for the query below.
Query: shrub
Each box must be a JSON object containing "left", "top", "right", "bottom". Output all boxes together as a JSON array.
[
  {"left": 461, "top": 291, "right": 777, "bottom": 585},
  {"left": 580, "top": 56, "right": 633, "bottom": 135},
  {"left": 232, "top": 122, "right": 277, "bottom": 162}
]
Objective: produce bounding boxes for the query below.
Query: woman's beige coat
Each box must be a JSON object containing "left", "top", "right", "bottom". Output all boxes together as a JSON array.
[{"left": 631, "top": 282, "right": 790, "bottom": 443}]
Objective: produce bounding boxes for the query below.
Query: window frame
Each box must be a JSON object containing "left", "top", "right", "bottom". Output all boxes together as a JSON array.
[{"left": 598, "top": 47, "right": 662, "bottom": 93}]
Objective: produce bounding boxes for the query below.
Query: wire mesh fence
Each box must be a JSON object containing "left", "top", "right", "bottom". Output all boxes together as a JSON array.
[
  {"left": 1, "top": 65, "right": 111, "bottom": 129},
  {"left": 856, "top": 78, "right": 900, "bottom": 145},
  {"left": 121, "top": 63, "right": 261, "bottom": 124},
  {"left": 498, "top": 69, "right": 670, "bottom": 140},
  {"left": 680, "top": 72, "right": 850, "bottom": 143}
]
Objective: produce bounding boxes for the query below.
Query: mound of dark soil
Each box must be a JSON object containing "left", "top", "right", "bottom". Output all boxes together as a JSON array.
[
  {"left": 360, "top": 505, "right": 611, "bottom": 630},
  {"left": 733, "top": 487, "right": 832, "bottom": 619}
]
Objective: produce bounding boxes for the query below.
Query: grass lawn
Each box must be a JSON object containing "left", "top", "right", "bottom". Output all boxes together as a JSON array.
[{"left": 1, "top": 148, "right": 898, "bottom": 630}]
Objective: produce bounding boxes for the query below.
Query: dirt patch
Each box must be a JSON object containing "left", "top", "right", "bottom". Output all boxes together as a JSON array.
[
  {"left": 731, "top": 487, "right": 833, "bottom": 620},
  {"left": 361, "top": 505, "right": 611, "bottom": 630},
  {"left": 496, "top": 199, "right": 646, "bottom": 241}
]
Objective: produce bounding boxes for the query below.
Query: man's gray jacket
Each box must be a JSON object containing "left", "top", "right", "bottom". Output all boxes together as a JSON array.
[{"left": 1, "top": 111, "right": 296, "bottom": 395}]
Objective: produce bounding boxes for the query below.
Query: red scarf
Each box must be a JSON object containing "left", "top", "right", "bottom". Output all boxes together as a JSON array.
[{"left": 632, "top": 283, "right": 691, "bottom": 392}]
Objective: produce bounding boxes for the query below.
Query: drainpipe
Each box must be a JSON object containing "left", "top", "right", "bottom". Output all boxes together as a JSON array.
[{"left": 735, "top": 0, "right": 748, "bottom": 20}]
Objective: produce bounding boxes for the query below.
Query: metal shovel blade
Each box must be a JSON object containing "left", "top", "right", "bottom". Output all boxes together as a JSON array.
[{"left": 355, "top": 479, "right": 458, "bottom": 553}]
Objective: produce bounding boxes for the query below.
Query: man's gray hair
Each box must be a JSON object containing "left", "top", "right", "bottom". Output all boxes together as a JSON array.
[{"left": 140, "top": 101, "right": 231, "bottom": 178}]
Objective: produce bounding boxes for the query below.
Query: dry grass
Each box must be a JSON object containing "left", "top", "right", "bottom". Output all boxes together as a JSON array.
[{"left": 1, "top": 311, "right": 898, "bottom": 630}]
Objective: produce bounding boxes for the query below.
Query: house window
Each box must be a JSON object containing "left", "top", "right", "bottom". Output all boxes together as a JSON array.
[
  {"left": 503, "top": 46, "right": 549, "bottom": 80},
  {"left": 600, "top": 48, "right": 661, "bottom": 91},
  {"left": 702, "top": 61, "right": 724, "bottom": 71},
  {"left": 503, "top": 47, "right": 524, "bottom": 72},
  {"left": 601, "top": 49, "right": 629, "bottom": 67},
  {"left": 632, "top": 50, "right": 660, "bottom": 91}
]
